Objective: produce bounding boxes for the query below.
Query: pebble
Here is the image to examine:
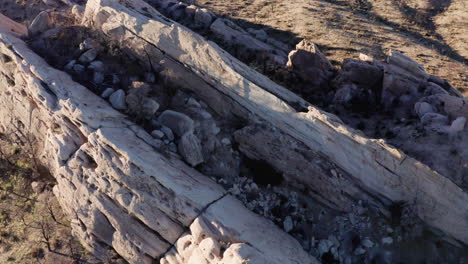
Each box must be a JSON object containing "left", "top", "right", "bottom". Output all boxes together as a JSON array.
[
  {"left": 354, "top": 247, "right": 366, "bottom": 255},
  {"left": 161, "top": 126, "right": 175, "bottom": 141},
  {"left": 414, "top": 102, "right": 434, "bottom": 118},
  {"left": 158, "top": 110, "right": 194, "bottom": 136},
  {"left": 101, "top": 88, "right": 115, "bottom": 98},
  {"left": 449, "top": 117, "right": 466, "bottom": 133},
  {"left": 72, "top": 64, "right": 85, "bottom": 73},
  {"left": 64, "top": 60, "right": 76, "bottom": 71},
  {"left": 186, "top": 97, "right": 201, "bottom": 108},
  {"left": 194, "top": 8, "right": 214, "bottom": 27},
  {"left": 151, "top": 130, "right": 165, "bottom": 139},
  {"left": 221, "top": 138, "right": 231, "bottom": 145},
  {"left": 318, "top": 239, "right": 333, "bottom": 256},
  {"left": 89, "top": 60, "right": 105, "bottom": 72},
  {"left": 78, "top": 48, "right": 98, "bottom": 64},
  {"left": 382, "top": 237, "right": 393, "bottom": 245},
  {"left": 361, "top": 238, "right": 374, "bottom": 248},
  {"left": 141, "top": 98, "right": 160, "bottom": 119},
  {"left": 283, "top": 216, "right": 294, "bottom": 232},
  {"left": 109, "top": 89, "right": 127, "bottom": 110},
  {"left": 93, "top": 71, "right": 105, "bottom": 84}
]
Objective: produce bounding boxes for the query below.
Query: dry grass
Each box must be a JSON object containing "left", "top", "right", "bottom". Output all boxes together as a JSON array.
[{"left": 194, "top": 0, "right": 467, "bottom": 96}]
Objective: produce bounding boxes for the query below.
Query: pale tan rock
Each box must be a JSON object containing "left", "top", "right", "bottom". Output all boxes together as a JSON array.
[
  {"left": 0, "top": 31, "right": 318, "bottom": 264},
  {"left": 81, "top": 0, "right": 468, "bottom": 247}
]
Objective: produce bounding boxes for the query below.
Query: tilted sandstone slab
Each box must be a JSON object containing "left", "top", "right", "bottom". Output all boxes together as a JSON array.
[
  {"left": 0, "top": 33, "right": 317, "bottom": 264},
  {"left": 82, "top": 0, "right": 468, "bottom": 245}
]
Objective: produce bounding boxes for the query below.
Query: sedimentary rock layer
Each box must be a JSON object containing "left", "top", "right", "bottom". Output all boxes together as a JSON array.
[
  {"left": 82, "top": 0, "right": 467, "bottom": 245},
  {"left": 0, "top": 33, "right": 317, "bottom": 264}
]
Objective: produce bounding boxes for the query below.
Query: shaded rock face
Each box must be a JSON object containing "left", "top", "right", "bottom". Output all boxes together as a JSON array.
[{"left": 286, "top": 40, "right": 335, "bottom": 90}]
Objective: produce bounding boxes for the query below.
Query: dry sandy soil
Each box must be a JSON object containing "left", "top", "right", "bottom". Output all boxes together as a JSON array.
[{"left": 192, "top": 0, "right": 467, "bottom": 95}]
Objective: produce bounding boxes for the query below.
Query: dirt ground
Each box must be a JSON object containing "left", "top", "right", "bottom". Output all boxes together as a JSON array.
[{"left": 192, "top": 0, "right": 467, "bottom": 96}]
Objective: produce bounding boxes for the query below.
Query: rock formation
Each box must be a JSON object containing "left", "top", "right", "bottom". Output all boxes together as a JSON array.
[{"left": 0, "top": 0, "right": 466, "bottom": 263}]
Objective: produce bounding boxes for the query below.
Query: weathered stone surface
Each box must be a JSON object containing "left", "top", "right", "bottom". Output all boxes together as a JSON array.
[
  {"left": 81, "top": 0, "right": 468, "bottom": 246},
  {"left": 0, "top": 31, "right": 317, "bottom": 264}
]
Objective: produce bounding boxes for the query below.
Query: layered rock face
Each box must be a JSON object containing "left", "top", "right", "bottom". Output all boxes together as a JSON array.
[
  {"left": 0, "top": 33, "right": 316, "bottom": 264},
  {"left": 0, "top": 0, "right": 467, "bottom": 263}
]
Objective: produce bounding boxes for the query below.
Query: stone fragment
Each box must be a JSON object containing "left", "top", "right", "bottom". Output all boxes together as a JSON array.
[
  {"left": 354, "top": 247, "right": 366, "bottom": 255},
  {"left": 317, "top": 239, "right": 333, "bottom": 256},
  {"left": 414, "top": 102, "right": 434, "bottom": 118},
  {"left": 221, "top": 138, "right": 231, "bottom": 145},
  {"left": 283, "top": 216, "right": 293, "bottom": 232},
  {"left": 109, "top": 89, "right": 127, "bottom": 110},
  {"left": 29, "top": 11, "right": 50, "bottom": 35},
  {"left": 93, "top": 71, "right": 104, "bottom": 84},
  {"left": 72, "top": 64, "right": 85, "bottom": 73},
  {"left": 361, "top": 238, "right": 374, "bottom": 248},
  {"left": 449, "top": 117, "right": 466, "bottom": 133},
  {"left": 420, "top": 113, "right": 448, "bottom": 126},
  {"left": 89, "top": 60, "right": 105, "bottom": 72},
  {"left": 186, "top": 97, "right": 201, "bottom": 108},
  {"left": 101, "top": 88, "right": 114, "bottom": 98},
  {"left": 158, "top": 110, "right": 194, "bottom": 137},
  {"left": 178, "top": 132, "right": 204, "bottom": 166},
  {"left": 382, "top": 237, "right": 393, "bottom": 245},
  {"left": 141, "top": 98, "right": 160, "bottom": 119},
  {"left": 161, "top": 126, "right": 175, "bottom": 141},
  {"left": 286, "top": 40, "right": 334, "bottom": 90},
  {"left": 151, "top": 130, "right": 165, "bottom": 139},
  {"left": 78, "top": 48, "right": 98, "bottom": 64},
  {"left": 64, "top": 60, "right": 76, "bottom": 71}
]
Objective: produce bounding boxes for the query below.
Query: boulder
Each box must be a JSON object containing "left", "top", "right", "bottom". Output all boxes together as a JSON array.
[
  {"left": 177, "top": 132, "right": 204, "bottom": 167},
  {"left": 101, "top": 88, "right": 115, "bottom": 98},
  {"left": 78, "top": 48, "right": 98, "bottom": 63},
  {"left": 109, "top": 89, "right": 127, "bottom": 110},
  {"left": 29, "top": 11, "right": 50, "bottom": 35},
  {"left": 141, "top": 98, "right": 160, "bottom": 119},
  {"left": 286, "top": 40, "right": 334, "bottom": 90},
  {"left": 449, "top": 117, "right": 466, "bottom": 133},
  {"left": 414, "top": 102, "right": 434, "bottom": 118},
  {"left": 381, "top": 51, "right": 429, "bottom": 110},
  {"left": 158, "top": 110, "right": 194, "bottom": 137},
  {"left": 194, "top": 8, "right": 214, "bottom": 27}
]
